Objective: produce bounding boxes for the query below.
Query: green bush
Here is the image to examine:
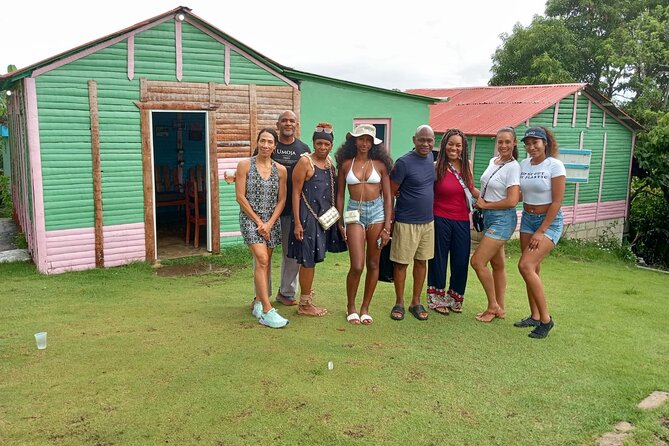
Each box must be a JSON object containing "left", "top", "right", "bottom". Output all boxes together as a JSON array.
[
  {"left": 628, "top": 181, "right": 669, "bottom": 269},
  {"left": 0, "top": 174, "right": 11, "bottom": 218}
]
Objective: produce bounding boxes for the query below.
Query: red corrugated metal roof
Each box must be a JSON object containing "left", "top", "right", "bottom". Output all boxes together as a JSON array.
[{"left": 407, "top": 84, "right": 588, "bottom": 136}]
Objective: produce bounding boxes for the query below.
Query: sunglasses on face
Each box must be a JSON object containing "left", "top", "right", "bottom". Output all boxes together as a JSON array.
[{"left": 315, "top": 127, "right": 333, "bottom": 134}]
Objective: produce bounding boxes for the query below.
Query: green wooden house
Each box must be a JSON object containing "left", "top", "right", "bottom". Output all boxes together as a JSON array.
[
  {"left": 408, "top": 84, "right": 642, "bottom": 241},
  {"left": 0, "top": 6, "right": 434, "bottom": 274}
]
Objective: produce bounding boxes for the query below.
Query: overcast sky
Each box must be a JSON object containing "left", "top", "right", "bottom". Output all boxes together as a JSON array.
[{"left": 1, "top": 0, "right": 546, "bottom": 91}]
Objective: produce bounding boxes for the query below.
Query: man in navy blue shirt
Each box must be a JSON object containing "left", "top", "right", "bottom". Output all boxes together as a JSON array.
[{"left": 389, "top": 125, "right": 436, "bottom": 321}]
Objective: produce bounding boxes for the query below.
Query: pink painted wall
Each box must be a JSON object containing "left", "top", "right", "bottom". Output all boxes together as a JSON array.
[{"left": 44, "top": 223, "right": 145, "bottom": 274}]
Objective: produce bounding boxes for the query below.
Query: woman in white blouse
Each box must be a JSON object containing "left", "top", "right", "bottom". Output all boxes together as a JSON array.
[
  {"left": 516, "top": 126, "right": 566, "bottom": 339},
  {"left": 470, "top": 127, "right": 521, "bottom": 322}
]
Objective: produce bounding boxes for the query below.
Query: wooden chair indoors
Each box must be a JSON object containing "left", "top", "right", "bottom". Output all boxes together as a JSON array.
[
  {"left": 188, "top": 164, "right": 206, "bottom": 200},
  {"left": 155, "top": 164, "right": 186, "bottom": 210},
  {"left": 185, "top": 179, "right": 207, "bottom": 248}
]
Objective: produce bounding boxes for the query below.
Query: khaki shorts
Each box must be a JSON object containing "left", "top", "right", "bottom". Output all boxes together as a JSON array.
[{"left": 390, "top": 221, "right": 435, "bottom": 264}]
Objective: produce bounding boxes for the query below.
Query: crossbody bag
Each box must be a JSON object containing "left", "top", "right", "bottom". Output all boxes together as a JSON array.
[{"left": 301, "top": 155, "right": 340, "bottom": 230}]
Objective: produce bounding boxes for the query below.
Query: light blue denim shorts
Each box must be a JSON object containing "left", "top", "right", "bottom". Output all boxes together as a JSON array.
[
  {"left": 347, "top": 196, "right": 385, "bottom": 229},
  {"left": 482, "top": 208, "right": 518, "bottom": 241},
  {"left": 520, "top": 209, "right": 564, "bottom": 245}
]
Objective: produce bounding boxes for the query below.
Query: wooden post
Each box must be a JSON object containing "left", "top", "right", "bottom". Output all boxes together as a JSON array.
[
  {"left": 88, "top": 80, "right": 104, "bottom": 268},
  {"left": 209, "top": 111, "right": 220, "bottom": 253},
  {"left": 249, "top": 84, "right": 257, "bottom": 156},
  {"left": 207, "top": 111, "right": 221, "bottom": 254},
  {"left": 293, "top": 87, "right": 301, "bottom": 138},
  {"left": 141, "top": 109, "right": 156, "bottom": 262}
]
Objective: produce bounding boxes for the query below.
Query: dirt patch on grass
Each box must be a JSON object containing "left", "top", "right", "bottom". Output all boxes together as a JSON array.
[
  {"left": 638, "top": 391, "right": 669, "bottom": 410},
  {"left": 155, "top": 263, "right": 230, "bottom": 277}
]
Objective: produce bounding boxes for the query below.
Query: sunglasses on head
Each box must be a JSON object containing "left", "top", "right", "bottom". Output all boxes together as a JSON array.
[{"left": 315, "top": 126, "right": 333, "bottom": 134}]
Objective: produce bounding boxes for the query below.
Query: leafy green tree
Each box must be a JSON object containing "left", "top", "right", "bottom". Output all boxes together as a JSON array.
[
  {"left": 489, "top": 0, "right": 669, "bottom": 267},
  {"left": 490, "top": 17, "right": 580, "bottom": 86}
]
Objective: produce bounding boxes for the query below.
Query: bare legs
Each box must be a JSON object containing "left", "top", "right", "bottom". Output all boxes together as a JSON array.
[
  {"left": 345, "top": 223, "right": 382, "bottom": 319},
  {"left": 297, "top": 265, "right": 327, "bottom": 316},
  {"left": 518, "top": 232, "right": 553, "bottom": 324},
  {"left": 470, "top": 236, "right": 507, "bottom": 321},
  {"left": 249, "top": 244, "right": 274, "bottom": 313},
  {"left": 393, "top": 259, "right": 428, "bottom": 319}
]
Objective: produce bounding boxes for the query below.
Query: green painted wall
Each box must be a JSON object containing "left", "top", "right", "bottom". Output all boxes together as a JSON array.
[
  {"left": 436, "top": 93, "right": 633, "bottom": 211},
  {"left": 34, "top": 19, "right": 290, "bottom": 232},
  {"left": 181, "top": 23, "right": 225, "bottom": 84},
  {"left": 522, "top": 94, "right": 633, "bottom": 206},
  {"left": 37, "top": 41, "right": 143, "bottom": 230},
  {"left": 298, "top": 78, "right": 431, "bottom": 159}
]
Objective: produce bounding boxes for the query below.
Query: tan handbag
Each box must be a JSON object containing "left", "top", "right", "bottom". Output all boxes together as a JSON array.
[{"left": 344, "top": 210, "right": 360, "bottom": 224}]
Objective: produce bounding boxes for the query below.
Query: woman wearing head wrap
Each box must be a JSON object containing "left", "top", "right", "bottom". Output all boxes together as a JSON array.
[{"left": 288, "top": 123, "right": 347, "bottom": 316}]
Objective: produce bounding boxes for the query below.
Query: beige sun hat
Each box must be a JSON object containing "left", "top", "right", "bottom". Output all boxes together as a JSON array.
[{"left": 347, "top": 124, "right": 382, "bottom": 145}]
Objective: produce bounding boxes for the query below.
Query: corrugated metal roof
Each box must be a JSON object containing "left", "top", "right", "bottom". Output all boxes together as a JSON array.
[{"left": 406, "top": 83, "right": 643, "bottom": 136}]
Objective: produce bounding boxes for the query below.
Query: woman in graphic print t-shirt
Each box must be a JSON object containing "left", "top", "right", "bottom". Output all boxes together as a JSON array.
[{"left": 516, "top": 126, "right": 566, "bottom": 339}]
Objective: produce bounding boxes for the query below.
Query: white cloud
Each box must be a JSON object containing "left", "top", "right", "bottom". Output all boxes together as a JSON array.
[{"left": 0, "top": 0, "right": 546, "bottom": 90}]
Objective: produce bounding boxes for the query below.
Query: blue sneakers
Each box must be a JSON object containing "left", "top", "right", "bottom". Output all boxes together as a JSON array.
[
  {"left": 259, "top": 308, "right": 289, "bottom": 328},
  {"left": 252, "top": 300, "right": 263, "bottom": 319}
]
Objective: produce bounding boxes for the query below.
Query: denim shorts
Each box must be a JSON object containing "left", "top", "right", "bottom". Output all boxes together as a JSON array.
[
  {"left": 520, "top": 209, "right": 564, "bottom": 245},
  {"left": 347, "top": 195, "right": 385, "bottom": 229},
  {"left": 482, "top": 208, "right": 518, "bottom": 241}
]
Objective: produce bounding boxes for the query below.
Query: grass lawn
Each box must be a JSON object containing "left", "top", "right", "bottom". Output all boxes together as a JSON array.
[{"left": 1, "top": 241, "right": 668, "bottom": 445}]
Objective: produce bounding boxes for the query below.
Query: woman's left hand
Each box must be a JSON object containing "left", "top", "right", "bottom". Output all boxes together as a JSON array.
[{"left": 475, "top": 197, "right": 487, "bottom": 209}]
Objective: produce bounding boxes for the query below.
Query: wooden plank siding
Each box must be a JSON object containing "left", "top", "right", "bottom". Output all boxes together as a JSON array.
[
  {"left": 522, "top": 94, "right": 633, "bottom": 210},
  {"left": 36, "top": 41, "right": 144, "bottom": 231},
  {"left": 21, "top": 15, "right": 299, "bottom": 271}
]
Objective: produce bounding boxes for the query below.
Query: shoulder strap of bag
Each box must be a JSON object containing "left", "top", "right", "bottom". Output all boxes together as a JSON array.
[
  {"left": 447, "top": 162, "right": 474, "bottom": 212},
  {"left": 480, "top": 158, "right": 513, "bottom": 200},
  {"left": 302, "top": 155, "right": 336, "bottom": 218}
]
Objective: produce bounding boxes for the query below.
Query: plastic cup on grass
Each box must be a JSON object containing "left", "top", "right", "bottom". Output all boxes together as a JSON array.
[{"left": 34, "top": 332, "right": 47, "bottom": 350}]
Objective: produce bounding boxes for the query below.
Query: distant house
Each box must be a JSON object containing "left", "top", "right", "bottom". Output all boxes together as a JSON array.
[
  {"left": 0, "top": 6, "right": 435, "bottom": 274},
  {"left": 407, "top": 84, "right": 642, "bottom": 241}
]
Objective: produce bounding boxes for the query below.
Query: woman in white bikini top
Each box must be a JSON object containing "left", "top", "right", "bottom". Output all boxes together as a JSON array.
[
  {"left": 334, "top": 124, "right": 394, "bottom": 326},
  {"left": 346, "top": 158, "right": 382, "bottom": 185}
]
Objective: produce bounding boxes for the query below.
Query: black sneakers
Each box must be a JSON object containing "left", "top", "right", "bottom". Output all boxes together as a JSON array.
[
  {"left": 528, "top": 318, "right": 554, "bottom": 339},
  {"left": 513, "top": 316, "right": 540, "bottom": 328}
]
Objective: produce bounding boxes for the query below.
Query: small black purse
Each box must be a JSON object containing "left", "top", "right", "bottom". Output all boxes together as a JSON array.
[
  {"left": 473, "top": 159, "right": 512, "bottom": 233},
  {"left": 472, "top": 209, "right": 484, "bottom": 232}
]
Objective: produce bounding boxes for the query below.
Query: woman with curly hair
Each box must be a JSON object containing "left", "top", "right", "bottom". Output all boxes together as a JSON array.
[
  {"left": 335, "top": 124, "right": 393, "bottom": 325},
  {"left": 426, "top": 128, "right": 475, "bottom": 315}
]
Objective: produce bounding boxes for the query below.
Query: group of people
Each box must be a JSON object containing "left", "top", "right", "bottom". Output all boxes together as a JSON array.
[{"left": 236, "top": 110, "right": 565, "bottom": 339}]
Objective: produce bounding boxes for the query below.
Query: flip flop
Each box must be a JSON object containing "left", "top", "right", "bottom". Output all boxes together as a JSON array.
[
  {"left": 390, "top": 305, "right": 405, "bottom": 321},
  {"left": 346, "top": 313, "right": 361, "bottom": 325},
  {"left": 409, "top": 304, "right": 429, "bottom": 321},
  {"left": 360, "top": 314, "right": 373, "bottom": 325}
]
